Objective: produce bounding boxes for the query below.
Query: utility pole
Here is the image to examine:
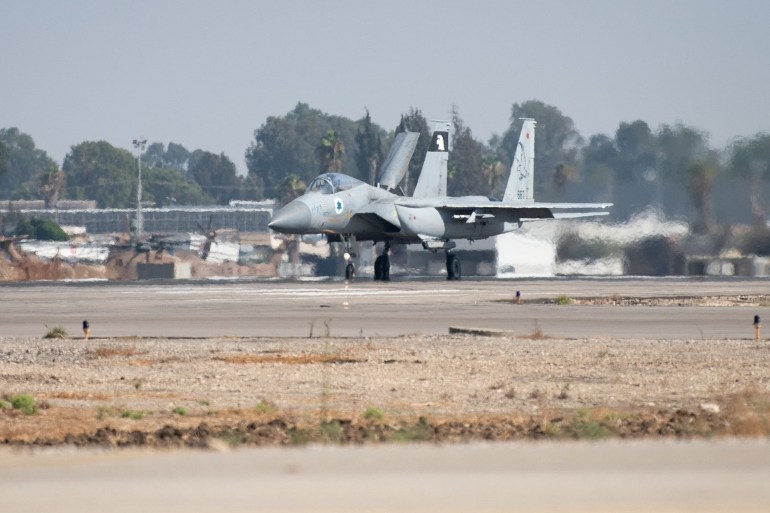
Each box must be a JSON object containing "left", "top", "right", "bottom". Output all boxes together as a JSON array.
[{"left": 132, "top": 137, "right": 147, "bottom": 239}]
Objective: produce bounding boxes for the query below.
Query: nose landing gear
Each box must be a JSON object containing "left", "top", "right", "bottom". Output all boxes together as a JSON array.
[{"left": 342, "top": 235, "right": 357, "bottom": 281}]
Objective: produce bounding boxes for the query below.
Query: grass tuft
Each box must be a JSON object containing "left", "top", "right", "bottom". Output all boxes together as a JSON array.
[
  {"left": 121, "top": 409, "right": 144, "bottom": 420},
  {"left": 319, "top": 421, "right": 345, "bottom": 443},
  {"left": 254, "top": 400, "right": 276, "bottom": 415},
  {"left": 44, "top": 325, "right": 68, "bottom": 339},
  {"left": 172, "top": 406, "right": 188, "bottom": 416},
  {"left": 392, "top": 417, "right": 433, "bottom": 443},
  {"left": 554, "top": 295, "right": 573, "bottom": 305},
  {"left": 363, "top": 407, "right": 384, "bottom": 421}
]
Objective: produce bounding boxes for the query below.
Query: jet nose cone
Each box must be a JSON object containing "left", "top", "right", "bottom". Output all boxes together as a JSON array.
[{"left": 268, "top": 201, "right": 312, "bottom": 233}]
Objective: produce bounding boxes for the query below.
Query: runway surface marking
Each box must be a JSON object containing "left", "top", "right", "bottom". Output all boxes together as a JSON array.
[{"left": 118, "top": 286, "right": 473, "bottom": 298}]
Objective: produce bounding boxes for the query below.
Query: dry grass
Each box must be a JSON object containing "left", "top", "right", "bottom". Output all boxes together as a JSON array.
[
  {"left": 87, "top": 345, "right": 145, "bottom": 358},
  {"left": 213, "top": 353, "right": 363, "bottom": 365},
  {"left": 723, "top": 388, "right": 770, "bottom": 437},
  {"left": 45, "top": 391, "right": 112, "bottom": 400},
  {"left": 130, "top": 356, "right": 187, "bottom": 366},
  {"left": 520, "top": 327, "right": 548, "bottom": 340}
]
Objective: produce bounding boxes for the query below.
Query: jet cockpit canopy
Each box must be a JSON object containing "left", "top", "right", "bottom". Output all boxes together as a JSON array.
[{"left": 306, "top": 173, "right": 364, "bottom": 195}]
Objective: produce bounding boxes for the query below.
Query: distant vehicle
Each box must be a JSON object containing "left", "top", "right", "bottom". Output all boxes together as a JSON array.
[{"left": 269, "top": 119, "right": 611, "bottom": 280}]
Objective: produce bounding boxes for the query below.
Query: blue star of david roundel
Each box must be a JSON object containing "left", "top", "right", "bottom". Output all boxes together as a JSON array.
[{"left": 334, "top": 197, "right": 344, "bottom": 214}]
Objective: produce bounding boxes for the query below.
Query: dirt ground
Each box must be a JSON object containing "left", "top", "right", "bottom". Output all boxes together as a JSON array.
[{"left": 2, "top": 330, "right": 769, "bottom": 448}]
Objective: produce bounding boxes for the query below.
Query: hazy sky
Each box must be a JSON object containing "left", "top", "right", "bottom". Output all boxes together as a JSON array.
[{"left": 3, "top": 0, "right": 769, "bottom": 174}]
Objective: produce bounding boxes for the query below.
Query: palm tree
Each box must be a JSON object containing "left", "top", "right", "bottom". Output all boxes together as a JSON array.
[
  {"left": 481, "top": 155, "right": 506, "bottom": 197},
  {"left": 38, "top": 165, "right": 65, "bottom": 209},
  {"left": 316, "top": 130, "right": 345, "bottom": 173},
  {"left": 684, "top": 161, "right": 717, "bottom": 234},
  {"left": 278, "top": 174, "right": 307, "bottom": 205}
]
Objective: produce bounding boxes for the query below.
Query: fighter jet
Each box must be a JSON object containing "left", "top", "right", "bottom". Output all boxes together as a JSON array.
[{"left": 269, "top": 119, "right": 611, "bottom": 280}]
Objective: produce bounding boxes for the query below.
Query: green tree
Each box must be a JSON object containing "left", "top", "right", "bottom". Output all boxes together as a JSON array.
[
  {"left": 246, "top": 102, "right": 363, "bottom": 199},
  {"left": 143, "top": 166, "right": 213, "bottom": 206},
  {"left": 684, "top": 160, "right": 717, "bottom": 234},
  {"left": 355, "top": 108, "right": 383, "bottom": 185},
  {"left": 144, "top": 141, "right": 191, "bottom": 172},
  {"left": 614, "top": 121, "right": 656, "bottom": 179},
  {"left": 656, "top": 124, "right": 717, "bottom": 221},
  {"left": 240, "top": 173, "right": 264, "bottom": 201},
  {"left": 62, "top": 141, "right": 136, "bottom": 208},
  {"left": 0, "top": 140, "right": 9, "bottom": 178},
  {"left": 187, "top": 151, "right": 241, "bottom": 205},
  {"left": 580, "top": 133, "right": 617, "bottom": 203},
  {"left": 0, "top": 128, "right": 58, "bottom": 200},
  {"left": 447, "top": 107, "right": 487, "bottom": 196},
  {"left": 728, "top": 134, "right": 770, "bottom": 231}
]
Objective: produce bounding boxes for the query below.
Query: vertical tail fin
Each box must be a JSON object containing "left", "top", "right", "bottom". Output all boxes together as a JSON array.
[
  {"left": 413, "top": 120, "right": 451, "bottom": 198},
  {"left": 502, "top": 118, "right": 536, "bottom": 203},
  {"left": 376, "top": 131, "right": 420, "bottom": 191}
]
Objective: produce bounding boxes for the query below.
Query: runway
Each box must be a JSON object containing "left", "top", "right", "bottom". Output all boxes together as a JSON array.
[
  {"left": 2, "top": 440, "right": 770, "bottom": 513},
  {"left": 1, "top": 277, "right": 768, "bottom": 339},
  {"left": 3, "top": 277, "right": 770, "bottom": 512}
]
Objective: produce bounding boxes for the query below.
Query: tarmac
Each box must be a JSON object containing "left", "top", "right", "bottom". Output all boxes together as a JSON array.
[
  {"left": 2, "top": 277, "right": 770, "bottom": 512},
  {"left": 2, "top": 277, "right": 769, "bottom": 339},
  {"left": 2, "top": 440, "right": 770, "bottom": 512}
]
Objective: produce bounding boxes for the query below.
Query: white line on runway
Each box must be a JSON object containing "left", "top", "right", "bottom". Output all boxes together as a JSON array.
[{"left": 121, "top": 287, "right": 473, "bottom": 298}]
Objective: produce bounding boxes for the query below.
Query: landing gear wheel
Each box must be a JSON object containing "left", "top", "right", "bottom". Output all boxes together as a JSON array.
[
  {"left": 374, "top": 255, "right": 383, "bottom": 281},
  {"left": 446, "top": 254, "right": 462, "bottom": 281},
  {"left": 373, "top": 255, "right": 391, "bottom": 281},
  {"left": 345, "top": 262, "right": 356, "bottom": 281},
  {"left": 381, "top": 254, "right": 390, "bottom": 281}
]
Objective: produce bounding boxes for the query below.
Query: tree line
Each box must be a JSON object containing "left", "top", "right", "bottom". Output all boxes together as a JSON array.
[{"left": 2, "top": 100, "right": 770, "bottom": 234}]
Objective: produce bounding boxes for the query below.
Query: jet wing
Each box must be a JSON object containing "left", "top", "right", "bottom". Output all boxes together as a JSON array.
[
  {"left": 396, "top": 197, "right": 611, "bottom": 222},
  {"left": 376, "top": 131, "right": 420, "bottom": 191}
]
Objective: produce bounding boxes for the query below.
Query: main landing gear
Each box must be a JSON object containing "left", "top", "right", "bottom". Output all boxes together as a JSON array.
[
  {"left": 446, "top": 252, "right": 462, "bottom": 281},
  {"left": 373, "top": 242, "right": 391, "bottom": 281},
  {"left": 420, "top": 239, "right": 461, "bottom": 281}
]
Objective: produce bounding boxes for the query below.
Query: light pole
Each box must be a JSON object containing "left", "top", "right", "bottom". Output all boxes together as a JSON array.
[{"left": 132, "top": 137, "right": 147, "bottom": 238}]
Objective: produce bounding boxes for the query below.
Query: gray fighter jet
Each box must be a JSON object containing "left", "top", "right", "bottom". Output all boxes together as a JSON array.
[{"left": 269, "top": 119, "right": 611, "bottom": 280}]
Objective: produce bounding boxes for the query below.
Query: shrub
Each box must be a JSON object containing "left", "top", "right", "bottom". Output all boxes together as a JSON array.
[
  {"left": 319, "top": 421, "right": 344, "bottom": 443},
  {"left": 554, "top": 295, "right": 573, "bottom": 305},
  {"left": 14, "top": 217, "right": 68, "bottom": 241},
  {"left": 172, "top": 406, "right": 188, "bottom": 416},
  {"left": 363, "top": 407, "right": 384, "bottom": 421},
  {"left": 121, "top": 409, "right": 144, "bottom": 420},
  {"left": 11, "top": 395, "right": 37, "bottom": 415}
]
